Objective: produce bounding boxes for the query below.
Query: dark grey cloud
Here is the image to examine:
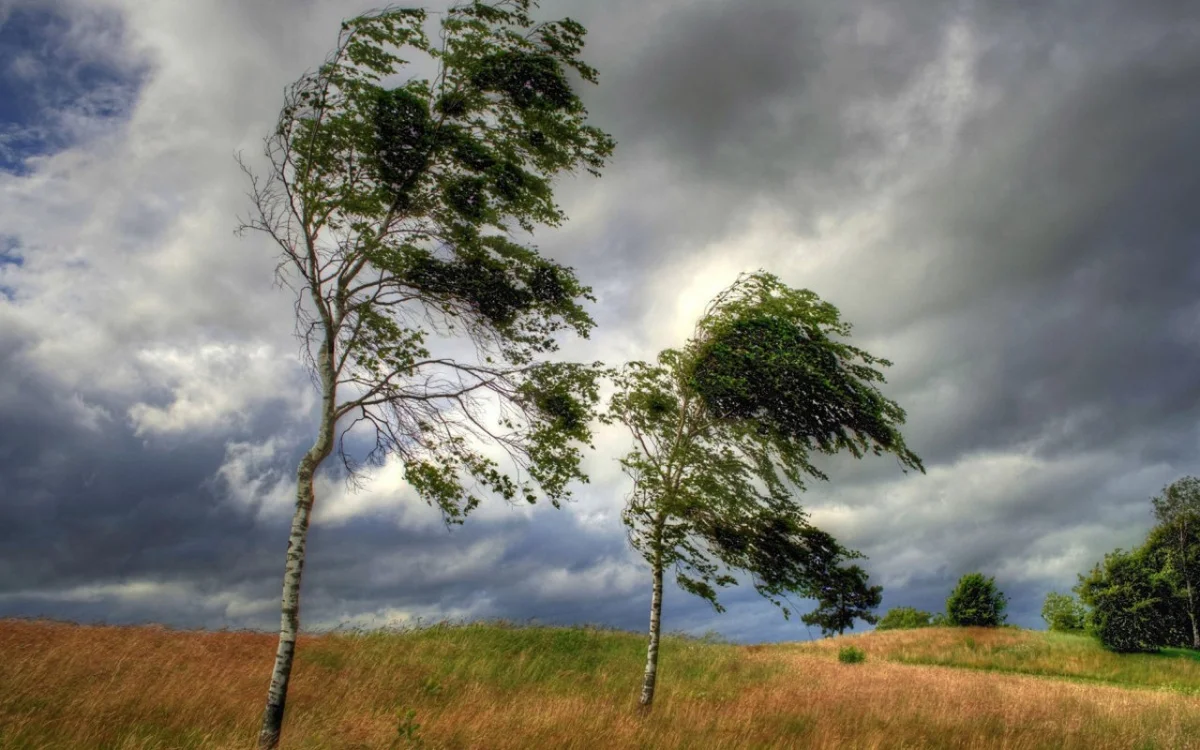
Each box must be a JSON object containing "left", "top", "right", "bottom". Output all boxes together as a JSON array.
[{"left": 2, "top": 0, "right": 1200, "bottom": 646}]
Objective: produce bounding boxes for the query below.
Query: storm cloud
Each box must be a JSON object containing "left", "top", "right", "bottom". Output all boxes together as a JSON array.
[{"left": 1, "top": 0, "right": 1198, "bottom": 643}]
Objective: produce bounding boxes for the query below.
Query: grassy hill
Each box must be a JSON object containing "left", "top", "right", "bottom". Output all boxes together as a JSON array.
[{"left": 1, "top": 619, "right": 1199, "bottom": 749}]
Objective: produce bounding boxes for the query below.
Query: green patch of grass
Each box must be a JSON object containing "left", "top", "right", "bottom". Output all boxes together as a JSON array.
[
  {"left": 308, "top": 620, "right": 777, "bottom": 707},
  {"left": 873, "top": 629, "right": 1200, "bottom": 695}
]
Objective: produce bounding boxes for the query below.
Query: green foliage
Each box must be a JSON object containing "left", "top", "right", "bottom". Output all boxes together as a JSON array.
[
  {"left": 946, "top": 573, "right": 1008, "bottom": 627},
  {"left": 875, "top": 606, "right": 935, "bottom": 631},
  {"left": 801, "top": 563, "right": 883, "bottom": 637},
  {"left": 1150, "top": 476, "right": 1200, "bottom": 647},
  {"left": 687, "top": 274, "right": 924, "bottom": 471},
  {"left": 391, "top": 707, "right": 425, "bottom": 748},
  {"left": 1042, "top": 591, "right": 1086, "bottom": 632},
  {"left": 607, "top": 271, "right": 924, "bottom": 620},
  {"left": 1077, "top": 545, "right": 1191, "bottom": 653},
  {"left": 837, "top": 645, "right": 866, "bottom": 664},
  {"left": 240, "top": 0, "right": 616, "bottom": 518}
]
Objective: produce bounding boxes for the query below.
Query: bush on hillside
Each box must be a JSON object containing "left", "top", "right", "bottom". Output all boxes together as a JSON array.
[
  {"left": 875, "top": 606, "right": 934, "bottom": 630},
  {"left": 1041, "top": 591, "right": 1086, "bottom": 632},
  {"left": 946, "top": 573, "right": 1008, "bottom": 627},
  {"left": 838, "top": 645, "right": 866, "bottom": 663}
]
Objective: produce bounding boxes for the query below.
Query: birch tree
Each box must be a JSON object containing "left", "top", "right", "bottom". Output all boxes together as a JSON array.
[
  {"left": 236, "top": 2, "right": 614, "bottom": 746},
  {"left": 1151, "top": 476, "right": 1200, "bottom": 648},
  {"left": 607, "top": 271, "right": 924, "bottom": 709}
]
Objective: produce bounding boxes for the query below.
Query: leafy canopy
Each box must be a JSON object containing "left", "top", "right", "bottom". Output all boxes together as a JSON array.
[
  {"left": 946, "top": 573, "right": 1008, "bottom": 627},
  {"left": 607, "top": 271, "right": 923, "bottom": 618},
  {"left": 238, "top": 0, "right": 615, "bottom": 520},
  {"left": 1076, "top": 546, "right": 1187, "bottom": 652},
  {"left": 800, "top": 560, "right": 883, "bottom": 637},
  {"left": 875, "top": 606, "right": 936, "bottom": 631},
  {"left": 1041, "top": 591, "right": 1086, "bottom": 632},
  {"left": 1151, "top": 477, "right": 1200, "bottom": 607},
  {"left": 1072, "top": 479, "right": 1200, "bottom": 653}
]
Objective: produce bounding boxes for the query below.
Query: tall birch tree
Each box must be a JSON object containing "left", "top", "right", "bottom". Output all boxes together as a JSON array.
[
  {"left": 237, "top": 2, "right": 614, "bottom": 746},
  {"left": 607, "top": 271, "right": 924, "bottom": 709}
]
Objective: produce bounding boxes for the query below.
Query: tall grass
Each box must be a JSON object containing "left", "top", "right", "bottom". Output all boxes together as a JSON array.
[
  {"left": 2, "top": 618, "right": 1199, "bottom": 749},
  {"left": 793, "top": 626, "right": 1200, "bottom": 695}
]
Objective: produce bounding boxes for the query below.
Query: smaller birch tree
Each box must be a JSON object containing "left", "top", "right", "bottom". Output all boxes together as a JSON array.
[{"left": 607, "top": 271, "right": 924, "bottom": 710}]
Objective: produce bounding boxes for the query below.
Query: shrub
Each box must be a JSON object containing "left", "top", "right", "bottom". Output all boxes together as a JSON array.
[
  {"left": 1075, "top": 547, "right": 1189, "bottom": 652},
  {"left": 875, "top": 606, "right": 934, "bottom": 630},
  {"left": 838, "top": 645, "right": 866, "bottom": 664},
  {"left": 1041, "top": 591, "right": 1086, "bottom": 632},
  {"left": 946, "top": 573, "right": 1008, "bottom": 627}
]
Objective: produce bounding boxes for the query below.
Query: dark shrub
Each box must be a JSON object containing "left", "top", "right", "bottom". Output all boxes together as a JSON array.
[{"left": 946, "top": 573, "right": 1008, "bottom": 627}]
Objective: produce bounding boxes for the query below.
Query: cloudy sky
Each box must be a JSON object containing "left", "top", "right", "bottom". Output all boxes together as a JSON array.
[{"left": 2, "top": 0, "right": 1199, "bottom": 644}]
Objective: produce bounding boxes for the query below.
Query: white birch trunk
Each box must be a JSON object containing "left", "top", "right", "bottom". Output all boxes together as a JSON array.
[
  {"left": 1179, "top": 525, "right": 1199, "bottom": 650},
  {"left": 258, "top": 348, "right": 336, "bottom": 750},
  {"left": 1187, "top": 578, "right": 1199, "bottom": 650},
  {"left": 639, "top": 545, "right": 664, "bottom": 709}
]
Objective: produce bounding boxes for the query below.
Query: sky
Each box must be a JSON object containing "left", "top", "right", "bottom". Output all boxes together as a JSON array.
[{"left": 1, "top": 0, "right": 1198, "bottom": 644}]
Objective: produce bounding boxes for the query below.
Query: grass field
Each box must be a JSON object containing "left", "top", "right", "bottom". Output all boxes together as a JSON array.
[{"left": 2, "top": 618, "right": 1199, "bottom": 749}]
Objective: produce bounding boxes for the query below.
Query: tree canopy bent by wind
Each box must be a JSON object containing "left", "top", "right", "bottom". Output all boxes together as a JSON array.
[
  {"left": 607, "top": 271, "right": 924, "bottom": 709},
  {"left": 237, "top": 2, "right": 614, "bottom": 746}
]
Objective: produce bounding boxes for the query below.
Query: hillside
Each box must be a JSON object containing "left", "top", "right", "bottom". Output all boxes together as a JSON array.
[{"left": 1, "top": 619, "right": 1198, "bottom": 749}]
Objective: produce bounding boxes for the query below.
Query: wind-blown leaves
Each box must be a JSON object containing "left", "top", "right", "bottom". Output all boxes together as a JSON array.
[
  {"left": 238, "top": 4, "right": 613, "bottom": 745},
  {"left": 609, "top": 271, "right": 924, "bottom": 707},
  {"left": 240, "top": 0, "right": 615, "bottom": 517}
]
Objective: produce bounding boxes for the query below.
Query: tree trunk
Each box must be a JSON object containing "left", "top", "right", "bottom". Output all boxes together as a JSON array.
[
  {"left": 639, "top": 544, "right": 664, "bottom": 710},
  {"left": 1187, "top": 579, "right": 1199, "bottom": 650},
  {"left": 258, "top": 350, "right": 336, "bottom": 750},
  {"left": 1180, "top": 526, "right": 1199, "bottom": 650}
]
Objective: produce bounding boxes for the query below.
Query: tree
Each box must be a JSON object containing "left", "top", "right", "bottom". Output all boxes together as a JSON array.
[
  {"left": 801, "top": 560, "right": 883, "bottom": 637},
  {"left": 606, "top": 271, "right": 924, "bottom": 709},
  {"left": 875, "top": 606, "right": 935, "bottom": 631},
  {"left": 945, "top": 573, "right": 1007, "bottom": 627},
  {"left": 1075, "top": 546, "right": 1187, "bottom": 652},
  {"left": 1041, "top": 591, "right": 1085, "bottom": 632},
  {"left": 237, "top": 3, "right": 614, "bottom": 747},
  {"left": 1151, "top": 476, "right": 1200, "bottom": 648}
]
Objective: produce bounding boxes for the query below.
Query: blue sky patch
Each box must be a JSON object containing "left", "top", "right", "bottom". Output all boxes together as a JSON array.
[{"left": 0, "top": 5, "right": 147, "bottom": 174}]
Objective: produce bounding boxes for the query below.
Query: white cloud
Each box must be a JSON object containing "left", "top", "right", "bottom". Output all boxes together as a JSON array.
[
  {"left": 3, "top": 0, "right": 1198, "bottom": 638},
  {"left": 127, "top": 342, "right": 310, "bottom": 436}
]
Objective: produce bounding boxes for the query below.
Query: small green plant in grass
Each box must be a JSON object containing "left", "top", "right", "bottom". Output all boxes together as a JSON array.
[
  {"left": 838, "top": 645, "right": 867, "bottom": 664},
  {"left": 392, "top": 707, "right": 425, "bottom": 749}
]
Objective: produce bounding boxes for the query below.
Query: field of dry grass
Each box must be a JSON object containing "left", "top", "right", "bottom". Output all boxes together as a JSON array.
[
  {"left": 791, "top": 626, "right": 1200, "bottom": 694},
  {"left": 1, "top": 618, "right": 1198, "bottom": 749}
]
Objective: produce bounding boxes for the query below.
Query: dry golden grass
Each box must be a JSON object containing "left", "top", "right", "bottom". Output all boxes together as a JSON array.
[{"left": 1, "top": 618, "right": 1198, "bottom": 749}]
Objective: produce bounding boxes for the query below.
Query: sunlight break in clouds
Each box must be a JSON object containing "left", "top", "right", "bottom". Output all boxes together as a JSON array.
[{"left": 1, "top": 0, "right": 1199, "bottom": 641}]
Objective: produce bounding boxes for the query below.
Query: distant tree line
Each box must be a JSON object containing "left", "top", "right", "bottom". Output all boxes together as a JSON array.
[{"left": 875, "top": 572, "right": 1008, "bottom": 630}]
